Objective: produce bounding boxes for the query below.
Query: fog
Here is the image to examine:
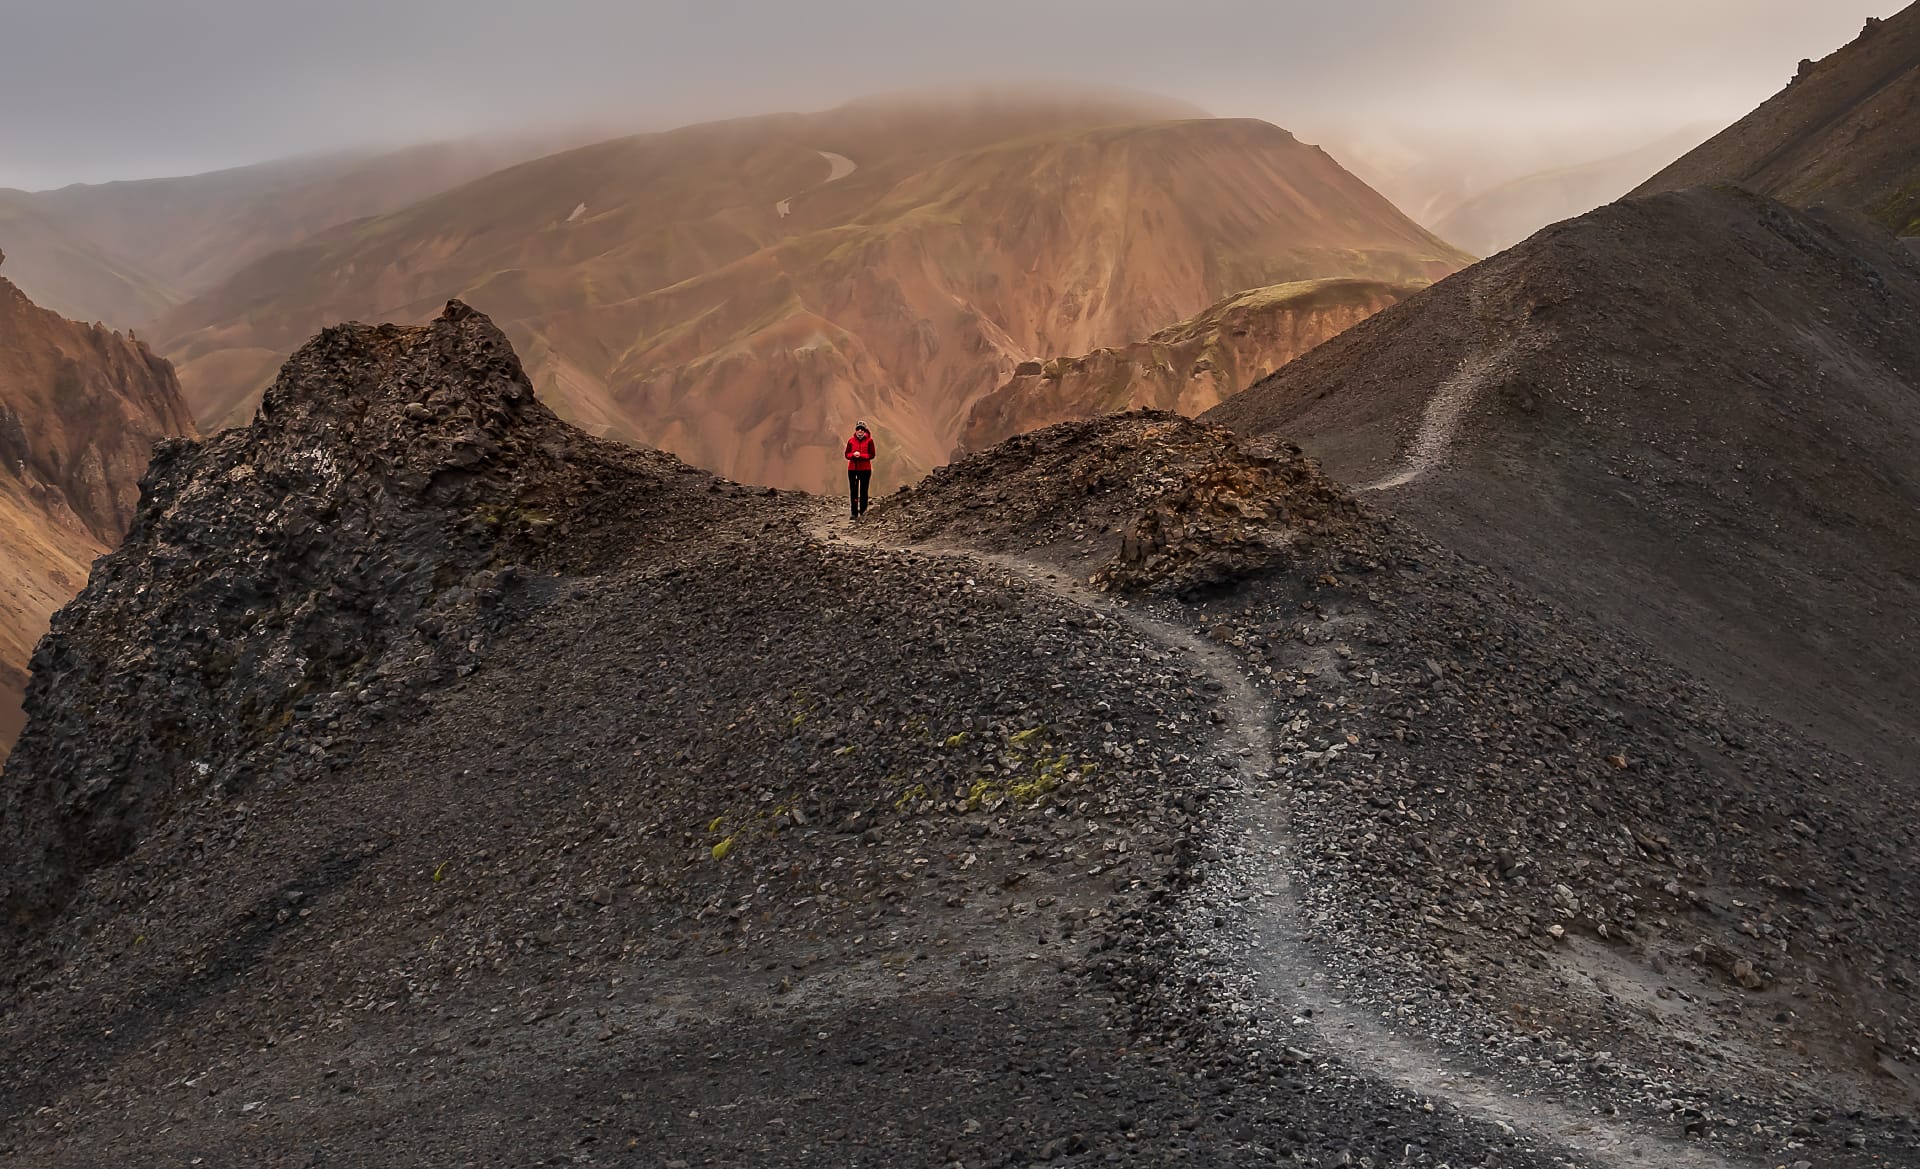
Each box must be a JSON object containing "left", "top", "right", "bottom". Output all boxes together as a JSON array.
[{"left": 0, "top": 0, "right": 1906, "bottom": 193}]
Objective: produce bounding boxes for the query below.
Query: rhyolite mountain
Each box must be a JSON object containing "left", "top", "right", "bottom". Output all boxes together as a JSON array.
[
  {"left": 1209, "top": 185, "right": 1920, "bottom": 777},
  {"left": 0, "top": 302, "right": 1912, "bottom": 1166},
  {"left": 957, "top": 277, "right": 1420, "bottom": 453},
  {"left": 154, "top": 94, "right": 1469, "bottom": 492},
  {"left": 0, "top": 250, "right": 194, "bottom": 755},
  {"left": 1636, "top": 4, "right": 1920, "bottom": 238}
]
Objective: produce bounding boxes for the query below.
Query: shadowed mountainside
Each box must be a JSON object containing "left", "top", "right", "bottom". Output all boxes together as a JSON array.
[
  {"left": 1635, "top": 5, "right": 1920, "bottom": 237},
  {"left": 1209, "top": 186, "right": 1920, "bottom": 775},
  {"left": 154, "top": 96, "right": 1469, "bottom": 493},
  {"left": 0, "top": 251, "right": 194, "bottom": 754},
  {"left": 958, "top": 277, "right": 1419, "bottom": 453}
]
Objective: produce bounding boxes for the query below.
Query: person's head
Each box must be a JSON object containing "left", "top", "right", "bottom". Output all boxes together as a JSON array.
[{"left": 854, "top": 421, "right": 870, "bottom": 437}]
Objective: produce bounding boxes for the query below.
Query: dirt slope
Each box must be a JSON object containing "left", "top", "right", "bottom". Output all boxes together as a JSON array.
[
  {"left": 154, "top": 96, "right": 1468, "bottom": 492},
  {"left": 0, "top": 250, "right": 194, "bottom": 756},
  {"left": 1635, "top": 6, "right": 1920, "bottom": 236},
  {"left": 957, "top": 277, "right": 1419, "bottom": 453},
  {"left": 1208, "top": 186, "right": 1920, "bottom": 776}
]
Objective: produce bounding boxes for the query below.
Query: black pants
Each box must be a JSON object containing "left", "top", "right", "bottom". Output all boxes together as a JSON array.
[{"left": 848, "top": 469, "right": 871, "bottom": 516}]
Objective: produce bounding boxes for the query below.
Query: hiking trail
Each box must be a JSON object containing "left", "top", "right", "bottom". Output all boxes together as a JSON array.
[{"left": 816, "top": 501, "right": 1758, "bottom": 1169}]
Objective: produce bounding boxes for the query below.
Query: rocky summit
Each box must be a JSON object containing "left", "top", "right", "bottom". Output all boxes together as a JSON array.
[{"left": 0, "top": 303, "right": 1913, "bottom": 1167}]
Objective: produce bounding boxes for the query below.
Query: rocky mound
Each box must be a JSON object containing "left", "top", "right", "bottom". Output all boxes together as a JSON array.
[
  {"left": 1635, "top": 5, "right": 1920, "bottom": 237},
  {"left": 956, "top": 279, "right": 1418, "bottom": 453},
  {"left": 0, "top": 300, "right": 746, "bottom": 934},
  {"left": 0, "top": 250, "right": 194, "bottom": 755},
  {"left": 881, "top": 412, "right": 1379, "bottom": 597},
  {"left": 1208, "top": 185, "right": 1920, "bottom": 776}
]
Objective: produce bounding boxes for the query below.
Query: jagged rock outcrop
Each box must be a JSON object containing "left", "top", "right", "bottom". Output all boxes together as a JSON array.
[
  {"left": 0, "top": 250, "right": 194, "bottom": 753},
  {"left": 956, "top": 279, "right": 1417, "bottom": 453},
  {"left": 0, "top": 301, "right": 736, "bottom": 932}
]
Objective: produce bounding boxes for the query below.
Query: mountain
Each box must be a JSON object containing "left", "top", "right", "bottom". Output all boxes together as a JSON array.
[
  {"left": 0, "top": 250, "right": 195, "bottom": 755},
  {"left": 1635, "top": 6, "right": 1920, "bottom": 236},
  {"left": 0, "top": 138, "right": 560, "bottom": 328},
  {"left": 154, "top": 96, "right": 1470, "bottom": 493},
  {"left": 1, "top": 304, "right": 1912, "bottom": 1164},
  {"left": 0, "top": 198, "right": 181, "bottom": 326},
  {"left": 1208, "top": 186, "right": 1920, "bottom": 776},
  {"left": 1432, "top": 127, "right": 1711, "bottom": 257},
  {"left": 957, "top": 277, "right": 1419, "bottom": 453}
]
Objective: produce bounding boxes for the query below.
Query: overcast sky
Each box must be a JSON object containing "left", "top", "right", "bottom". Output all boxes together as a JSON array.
[{"left": 0, "top": 0, "right": 1906, "bottom": 191}]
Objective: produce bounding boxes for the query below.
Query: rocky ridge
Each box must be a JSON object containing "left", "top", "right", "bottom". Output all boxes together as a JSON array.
[{"left": 0, "top": 305, "right": 1575, "bottom": 1168}]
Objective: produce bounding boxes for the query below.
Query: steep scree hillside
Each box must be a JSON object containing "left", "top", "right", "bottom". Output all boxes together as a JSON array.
[
  {"left": 1635, "top": 5, "right": 1920, "bottom": 237},
  {"left": 155, "top": 96, "right": 1468, "bottom": 492},
  {"left": 0, "top": 253, "right": 194, "bottom": 755},
  {"left": 1208, "top": 186, "right": 1920, "bottom": 776},
  {"left": 957, "top": 279, "right": 1418, "bottom": 453}
]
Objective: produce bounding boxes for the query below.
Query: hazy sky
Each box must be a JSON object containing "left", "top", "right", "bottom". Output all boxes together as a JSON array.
[{"left": 0, "top": 0, "right": 1907, "bottom": 191}]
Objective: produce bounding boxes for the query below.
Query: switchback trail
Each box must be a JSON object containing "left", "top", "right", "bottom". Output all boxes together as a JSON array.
[
  {"left": 817, "top": 502, "right": 1757, "bottom": 1169},
  {"left": 1360, "top": 283, "right": 1532, "bottom": 494}
]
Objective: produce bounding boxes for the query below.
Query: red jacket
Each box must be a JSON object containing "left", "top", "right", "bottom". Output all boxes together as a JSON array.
[{"left": 845, "top": 432, "right": 875, "bottom": 470}]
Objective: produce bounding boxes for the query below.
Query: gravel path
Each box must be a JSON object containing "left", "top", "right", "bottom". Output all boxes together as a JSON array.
[
  {"left": 1361, "top": 283, "right": 1530, "bottom": 493},
  {"left": 828, "top": 501, "right": 1757, "bottom": 1169}
]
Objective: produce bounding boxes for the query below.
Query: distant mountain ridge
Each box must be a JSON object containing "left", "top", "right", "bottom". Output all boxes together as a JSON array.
[
  {"left": 152, "top": 96, "right": 1469, "bottom": 493},
  {"left": 1433, "top": 127, "right": 1711, "bottom": 257},
  {"left": 0, "top": 138, "right": 564, "bottom": 328}
]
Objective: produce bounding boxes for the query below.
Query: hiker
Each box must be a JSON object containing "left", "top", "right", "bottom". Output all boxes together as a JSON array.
[{"left": 845, "top": 421, "right": 875, "bottom": 518}]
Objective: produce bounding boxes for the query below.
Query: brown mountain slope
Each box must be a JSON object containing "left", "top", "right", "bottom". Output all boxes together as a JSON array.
[
  {"left": 1207, "top": 186, "right": 1920, "bottom": 774},
  {"left": 156, "top": 98, "right": 1469, "bottom": 493},
  {"left": 958, "top": 277, "right": 1419, "bottom": 453},
  {"left": 0, "top": 252, "right": 195, "bottom": 755},
  {"left": 1635, "top": 6, "right": 1920, "bottom": 235},
  {"left": 1, "top": 138, "right": 560, "bottom": 328}
]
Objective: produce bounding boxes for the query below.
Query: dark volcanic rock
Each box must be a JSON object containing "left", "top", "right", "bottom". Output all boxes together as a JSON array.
[{"left": 0, "top": 301, "right": 730, "bottom": 936}]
